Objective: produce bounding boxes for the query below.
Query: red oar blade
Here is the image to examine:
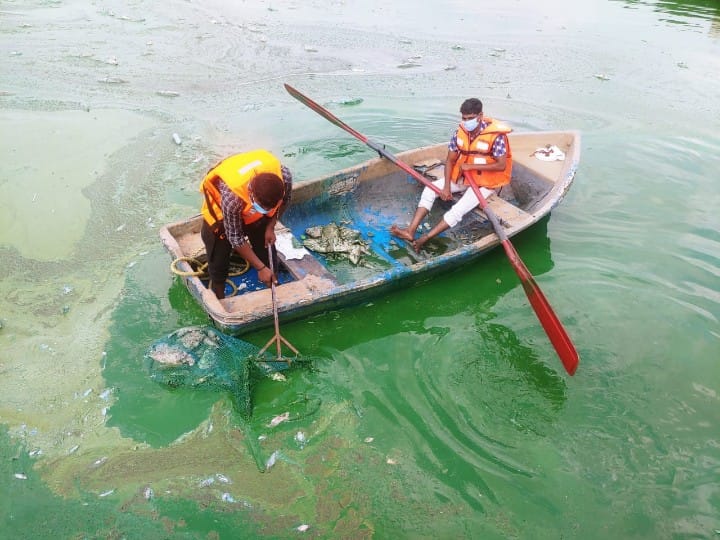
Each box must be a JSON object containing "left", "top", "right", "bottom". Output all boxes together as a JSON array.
[{"left": 508, "top": 243, "right": 579, "bottom": 375}]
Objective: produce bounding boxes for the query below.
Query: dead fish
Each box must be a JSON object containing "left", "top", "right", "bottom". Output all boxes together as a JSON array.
[
  {"left": 265, "top": 450, "right": 280, "bottom": 470},
  {"left": 303, "top": 222, "right": 370, "bottom": 265},
  {"left": 199, "top": 476, "right": 215, "bottom": 487},
  {"left": 14, "top": 473, "right": 27, "bottom": 480},
  {"left": 297, "top": 524, "right": 310, "bottom": 532},
  {"left": 147, "top": 343, "right": 195, "bottom": 367},
  {"left": 215, "top": 473, "right": 231, "bottom": 484},
  {"left": 99, "top": 489, "right": 115, "bottom": 497},
  {"left": 267, "top": 411, "right": 290, "bottom": 428}
]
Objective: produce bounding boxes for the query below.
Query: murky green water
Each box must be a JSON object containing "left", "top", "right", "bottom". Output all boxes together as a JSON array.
[{"left": 1, "top": 0, "right": 719, "bottom": 538}]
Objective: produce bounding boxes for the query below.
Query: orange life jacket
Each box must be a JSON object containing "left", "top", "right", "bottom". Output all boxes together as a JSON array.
[
  {"left": 450, "top": 118, "right": 513, "bottom": 189},
  {"left": 200, "top": 149, "right": 283, "bottom": 228}
]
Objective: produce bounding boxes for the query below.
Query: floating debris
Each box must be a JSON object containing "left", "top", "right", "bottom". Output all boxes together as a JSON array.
[
  {"left": 303, "top": 45, "right": 318, "bottom": 52},
  {"left": 270, "top": 372, "right": 286, "bottom": 382},
  {"left": 297, "top": 524, "right": 310, "bottom": 532},
  {"left": 14, "top": 473, "right": 27, "bottom": 480},
  {"left": 68, "top": 445, "right": 79, "bottom": 455},
  {"left": 98, "top": 76, "right": 128, "bottom": 84},
  {"left": 295, "top": 431, "right": 307, "bottom": 448},
  {"left": 386, "top": 458, "right": 398, "bottom": 465},
  {"left": 267, "top": 411, "right": 290, "bottom": 428},
  {"left": 172, "top": 133, "right": 182, "bottom": 145},
  {"left": 221, "top": 492, "right": 235, "bottom": 503},
  {"left": 143, "top": 486, "right": 154, "bottom": 500},
  {"left": 156, "top": 90, "right": 180, "bottom": 97},
  {"left": 397, "top": 61, "right": 421, "bottom": 69},
  {"left": 451, "top": 44, "right": 464, "bottom": 50},
  {"left": 364, "top": 437, "right": 374, "bottom": 443},
  {"left": 28, "top": 449, "right": 42, "bottom": 457},
  {"left": 338, "top": 97, "right": 363, "bottom": 106},
  {"left": 99, "top": 489, "right": 115, "bottom": 497},
  {"left": 92, "top": 456, "right": 108, "bottom": 467},
  {"left": 593, "top": 73, "right": 611, "bottom": 81}
]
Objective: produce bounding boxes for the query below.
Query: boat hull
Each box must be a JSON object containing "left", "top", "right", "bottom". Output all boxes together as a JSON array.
[{"left": 160, "top": 131, "right": 580, "bottom": 336}]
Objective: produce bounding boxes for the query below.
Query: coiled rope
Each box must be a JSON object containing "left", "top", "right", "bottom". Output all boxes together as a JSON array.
[{"left": 170, "top": 249, "right": 250, "bottom": 298}]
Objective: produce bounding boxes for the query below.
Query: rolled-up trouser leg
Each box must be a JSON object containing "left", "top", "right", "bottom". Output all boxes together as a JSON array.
[
  {"left": 417, "top": 179, "right": 443, "bottom": 212},
  {"left": 443, "top": 186, "right": 494, "bottom": 228}
]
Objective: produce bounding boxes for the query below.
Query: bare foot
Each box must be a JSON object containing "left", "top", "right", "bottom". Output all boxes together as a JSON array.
[
  {"left": 413, "top": 234, "right": 429, "bottom": 251},
  {"left": 390, "top": 224, "right": 415, "bottom": 242}
]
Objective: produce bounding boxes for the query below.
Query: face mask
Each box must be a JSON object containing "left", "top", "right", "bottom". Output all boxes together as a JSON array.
[
  {"left": 462, "top": 118, "right": 480, "bottom": 132},
  {"left": 252, "top": 201, "right": 269, "bottom": 215}
]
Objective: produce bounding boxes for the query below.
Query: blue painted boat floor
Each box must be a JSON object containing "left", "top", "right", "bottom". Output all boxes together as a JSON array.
[
  {"left": 218, "top": 170, "right": 516, "bottom": 298},
  {"left": 279, "top": 170, "right": 499, "bottom": 285}
]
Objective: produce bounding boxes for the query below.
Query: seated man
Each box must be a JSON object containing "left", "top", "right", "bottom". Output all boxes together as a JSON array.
[{"left": 391, "top": 97, "right": 512, "bottom": 250}]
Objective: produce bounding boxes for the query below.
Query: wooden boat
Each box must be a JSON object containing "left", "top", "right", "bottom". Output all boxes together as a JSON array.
[{"left": 160, "top": 131, "right": 580, "bottom": 336}]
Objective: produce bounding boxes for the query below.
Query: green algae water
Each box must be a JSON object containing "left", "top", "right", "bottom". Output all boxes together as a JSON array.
[{"left": 1, "top": 1, "right": 719, "bottom": 538}]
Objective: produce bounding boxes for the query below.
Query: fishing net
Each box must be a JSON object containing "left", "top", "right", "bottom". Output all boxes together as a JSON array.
[{"left": 144, "top": 325, "right": 290, "bottom": 419}]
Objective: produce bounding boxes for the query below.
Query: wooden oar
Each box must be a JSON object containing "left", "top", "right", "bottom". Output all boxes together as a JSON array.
[
  {"left": 284, "top": 83, "right": 444, "bottom": 197},
  {"left": 284, "top": 83, "right": 579, "bottom": 376},
  {"left": 464, "top": 176, "right": 579, "bottom": 375},
  {"left": 259, "top": 244, "right": 299, "bottom": 363}
]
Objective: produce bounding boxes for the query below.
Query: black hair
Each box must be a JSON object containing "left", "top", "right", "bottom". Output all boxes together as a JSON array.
[
  {"left": 251, "top": 172, "right": 285, "bottom": 209},
  {"left": 460, "top": 98, "right": 483, "bottom": 115}
]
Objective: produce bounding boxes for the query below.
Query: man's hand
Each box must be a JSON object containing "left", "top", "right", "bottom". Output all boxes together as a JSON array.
[
  {"left": 440, "top": 183, "right": 453, "bottom": 201},
  {"left": 257, "top": 266, "right": 275, "bottom": 287}
]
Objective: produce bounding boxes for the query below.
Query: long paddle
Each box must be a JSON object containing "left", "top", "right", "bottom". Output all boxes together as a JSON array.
[{"left": 284, "top": 83, "right": 579, "bottom": 376}]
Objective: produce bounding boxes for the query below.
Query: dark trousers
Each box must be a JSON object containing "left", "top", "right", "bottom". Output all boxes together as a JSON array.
[{"left": 200, "top": 220, "right": 277, "bottom": 284}]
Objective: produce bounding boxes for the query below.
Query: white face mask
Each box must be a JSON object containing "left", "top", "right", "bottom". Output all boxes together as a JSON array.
[{"left": 462, "top": 117, "right": 480, "bottom": 132}]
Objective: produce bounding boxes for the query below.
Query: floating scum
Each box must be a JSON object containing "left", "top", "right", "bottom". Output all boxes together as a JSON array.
[{"left": 145, "top": 326, "right": 321, "bottom": 472}]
